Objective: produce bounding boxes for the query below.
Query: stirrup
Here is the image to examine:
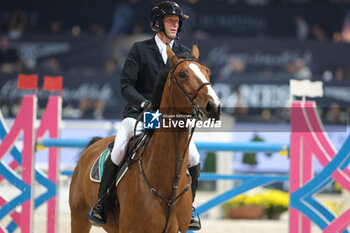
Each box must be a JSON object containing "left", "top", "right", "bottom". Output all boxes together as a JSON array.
[
  {"left": 88, "top": 203, "right": 107, "bottom": 227},
  {"left": 188, "top": 207, "right": 201, "bottom": 231}
]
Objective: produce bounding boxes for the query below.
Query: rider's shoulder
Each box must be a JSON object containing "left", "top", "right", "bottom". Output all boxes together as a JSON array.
[{"left": 132, "top": 38, "right": 154, "bottom": 49}]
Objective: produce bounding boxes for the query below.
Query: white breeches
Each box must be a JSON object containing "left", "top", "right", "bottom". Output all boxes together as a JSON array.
[{"left": 110, "top": 117, "right": 200, "bottom": 167}]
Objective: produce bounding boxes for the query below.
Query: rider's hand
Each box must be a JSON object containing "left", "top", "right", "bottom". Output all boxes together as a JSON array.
[{"left": 140, "top": 100, "right": 152, "bottom": 111}]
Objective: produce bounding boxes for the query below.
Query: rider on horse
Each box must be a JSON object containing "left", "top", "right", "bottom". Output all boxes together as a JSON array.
[{"left": 88, "top": 1, "right": 202, "bottom": 230}]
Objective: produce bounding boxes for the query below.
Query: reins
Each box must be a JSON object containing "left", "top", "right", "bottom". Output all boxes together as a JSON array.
[
  {"left": 134, "top": 123, "right": 196, "bottom": 233},
  {"left": 133, "top": 58, "right": 212, "bottom": 233}
]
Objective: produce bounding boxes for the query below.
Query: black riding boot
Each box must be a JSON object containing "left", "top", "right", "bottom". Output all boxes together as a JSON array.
[
  {"left": 188, "top": 163, "right": 201, "bottom": 231},
  {"left": 88, "top": 156, "right": 119, "bottom": 226}
]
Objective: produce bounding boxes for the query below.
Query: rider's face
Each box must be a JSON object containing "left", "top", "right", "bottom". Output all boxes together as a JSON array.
[{"left": 162, "top": 15, "right": 180, "bottom": 39}]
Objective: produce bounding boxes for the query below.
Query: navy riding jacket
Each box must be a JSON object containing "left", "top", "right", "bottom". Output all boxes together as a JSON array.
[{"left": 120, "top": 36, "right": 190, "bottom": 119}]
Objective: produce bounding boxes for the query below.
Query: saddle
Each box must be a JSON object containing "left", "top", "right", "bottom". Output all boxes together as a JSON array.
[{"left": 90, "top": 131, "right": 149, "bottom": 186}]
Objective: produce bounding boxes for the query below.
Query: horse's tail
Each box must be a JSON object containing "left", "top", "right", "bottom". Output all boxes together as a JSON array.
[
  {"left": 85, "top": 136, "right": 103, "bottom": 150},
  {"left": 74, "top": 136, "right": 103, "bottom": 162}
]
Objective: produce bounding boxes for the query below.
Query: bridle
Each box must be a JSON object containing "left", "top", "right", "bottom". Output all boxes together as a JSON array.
[
  {"left": 169, "top": 58, "right": 212, "bottom": 109},
  {"left": 135, "top": 58, "right": 212, "bottom": 233}
]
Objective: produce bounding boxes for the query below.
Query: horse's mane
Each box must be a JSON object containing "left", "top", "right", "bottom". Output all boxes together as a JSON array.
[{"left": 151, "top": 52, "right": 193, "bottom": 110}]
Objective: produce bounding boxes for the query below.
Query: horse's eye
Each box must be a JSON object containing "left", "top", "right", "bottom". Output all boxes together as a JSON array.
[{"left": 178, "top": 71, "right": 187, "bottom": 79}]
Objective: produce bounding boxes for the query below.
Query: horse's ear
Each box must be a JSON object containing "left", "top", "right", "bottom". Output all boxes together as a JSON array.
[
  {"left": 166, "top": 44, "right": 179, "bottom": 68},
  {"left": 191, "top": 43, "right": 199, "bottom": 60}
]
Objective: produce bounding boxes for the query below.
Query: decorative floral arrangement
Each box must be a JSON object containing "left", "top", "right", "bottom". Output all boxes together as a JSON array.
[{"left": 222, "top": 188, "right": 289, "bottom": 219}]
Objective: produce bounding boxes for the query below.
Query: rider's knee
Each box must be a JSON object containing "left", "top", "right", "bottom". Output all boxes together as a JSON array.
[
  {"left": 120, "top": 118, "right": 137, "bottom": 137},
  {"left": 188, "top": 141, "right": 200, "bottom": 167}
]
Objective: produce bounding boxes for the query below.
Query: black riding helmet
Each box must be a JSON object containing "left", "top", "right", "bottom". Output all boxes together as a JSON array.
[{"left": 150, "top": 1, "right": 189, "bottom": 38}]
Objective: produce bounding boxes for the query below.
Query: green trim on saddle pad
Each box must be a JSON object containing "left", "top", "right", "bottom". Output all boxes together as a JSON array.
[{"left": 99, "top": 149, "right": 109, "bottom": 176}]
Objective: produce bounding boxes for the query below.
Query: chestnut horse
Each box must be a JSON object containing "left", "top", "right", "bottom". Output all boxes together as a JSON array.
[{"left": 69, "top": 44, "right": 221, "bottom": 233}]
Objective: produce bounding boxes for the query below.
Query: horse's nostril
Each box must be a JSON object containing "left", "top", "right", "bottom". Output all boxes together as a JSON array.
[
  {"left": 206, "top": 100, "right": 221, "bottom": 120},
  {"left": 205, "top": 100, "right": 221, "bottom": 119},
  {"left": 206, "top": 101, "right": 214, "bottom": 114}
]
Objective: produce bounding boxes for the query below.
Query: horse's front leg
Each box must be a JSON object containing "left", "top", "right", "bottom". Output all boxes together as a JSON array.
[{"left": 70, "top": 204, "right": 92, "bottom": 233}]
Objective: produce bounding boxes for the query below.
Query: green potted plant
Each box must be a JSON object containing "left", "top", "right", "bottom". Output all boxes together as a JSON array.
[{"left": 242, "top": 134, "right": 272, "bottom": 171}]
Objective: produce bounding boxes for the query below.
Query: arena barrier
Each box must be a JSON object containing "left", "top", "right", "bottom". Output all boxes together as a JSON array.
[
  {"left": 289, "top": 101, "right": 350, "bottom": 233},
  {"left": 40, "top": 103, "right": 350, "bottom": 233},
  {"left": 0, "top": 74, "right": 62, "bottom": 233},
  {"left": 0, "top": 75, "right": 349, "bottom": 233},
  {"left": 40, "top": 138, "right": 288, "bottom": 151}
]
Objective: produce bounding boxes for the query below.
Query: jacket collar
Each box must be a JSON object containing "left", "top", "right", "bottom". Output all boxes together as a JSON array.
[
  {"left": 147, "top": 36, "right": 180, "bottom": 66},
  {"left": 147, "top": 36, "right": 180, "bottom": 52},
  {"left": 155, "top": 34, "right": 174, "bottom": 53}
]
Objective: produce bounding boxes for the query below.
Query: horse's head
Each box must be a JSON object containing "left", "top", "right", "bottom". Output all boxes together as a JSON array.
[{"left": 166, "top": 44, "right": 221, "bottom": 120}]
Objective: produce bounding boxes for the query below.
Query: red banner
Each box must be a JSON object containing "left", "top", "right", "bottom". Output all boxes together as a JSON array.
[
  {"left": 43, "top": 76, "right": 63, "bottom": 91},
  {"left": 17, "top": 74, "right": 38, "bottom": 90}
]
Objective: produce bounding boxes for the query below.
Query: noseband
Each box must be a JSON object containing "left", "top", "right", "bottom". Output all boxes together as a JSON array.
[{"left": 170, "top": 58, "right": 212, "bottom": 106}]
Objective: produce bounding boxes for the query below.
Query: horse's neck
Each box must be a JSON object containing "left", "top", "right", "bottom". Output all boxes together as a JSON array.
[
  {"left": 144, "top": 128, "right": 190, "bottom": 194},
  {"left": 156, "top": 89, "right": 191, "bottom": 164},
  {"left": 142, "top": 92, "right": 191, "bottom": 193}
]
